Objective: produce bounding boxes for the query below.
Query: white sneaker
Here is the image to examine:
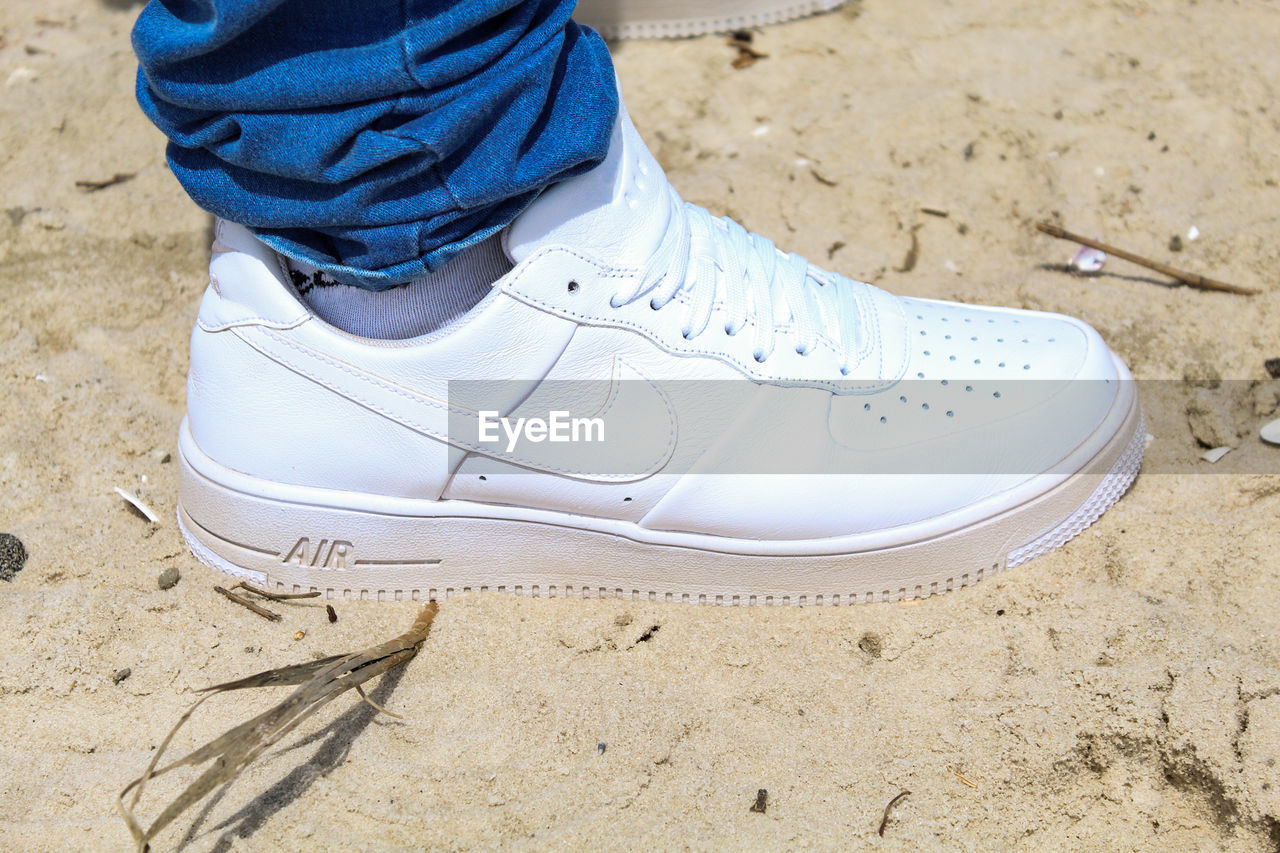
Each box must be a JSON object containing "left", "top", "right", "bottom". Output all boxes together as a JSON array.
[
  {"left": 178, "top": 100, "right": 1144, "bottom": 605},
  {"left": 573, "top": 0, "right": 848, "bottom": 39}
]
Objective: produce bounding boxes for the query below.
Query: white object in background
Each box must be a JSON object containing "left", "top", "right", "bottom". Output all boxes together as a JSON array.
[
  {"left": 1200, "top": 446, "right": 1232, "bottom": 464},
  {"left": 573, "top": 0, "right": 848, "bottom": 39},
  {"left": 114, "top": 487, "right": 159, "bottom": 524},
  {"left": 1261, "top": 418, "right": 1280, "bottom": 446}
]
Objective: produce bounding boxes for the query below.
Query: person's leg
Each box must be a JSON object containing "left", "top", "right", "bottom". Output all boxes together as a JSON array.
[{"left": 133, "top": 0, "right": 617, "bottom": 288}]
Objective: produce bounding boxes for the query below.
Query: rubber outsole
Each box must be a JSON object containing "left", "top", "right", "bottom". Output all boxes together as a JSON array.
[{"left": 177, "top": 388, "right": 1144, "bottom": 606}]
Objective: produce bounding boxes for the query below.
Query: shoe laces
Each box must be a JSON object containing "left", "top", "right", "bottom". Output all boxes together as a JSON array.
[{"left": 608, "top": 197, "right": 862, "bottom": 373}]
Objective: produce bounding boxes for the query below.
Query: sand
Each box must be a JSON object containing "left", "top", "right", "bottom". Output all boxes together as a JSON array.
[{"left": 2, "top": 0, "right": 1279, "bottom": 849}]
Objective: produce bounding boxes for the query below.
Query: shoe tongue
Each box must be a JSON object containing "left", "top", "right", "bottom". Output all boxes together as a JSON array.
[{"left": 505, "top": 103, "right": 673, "bottom": 270}]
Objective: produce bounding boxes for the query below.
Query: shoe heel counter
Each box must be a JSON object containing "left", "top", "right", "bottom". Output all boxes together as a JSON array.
[{"left": 186, "top": 294, "right": 454, "bottom": 501}]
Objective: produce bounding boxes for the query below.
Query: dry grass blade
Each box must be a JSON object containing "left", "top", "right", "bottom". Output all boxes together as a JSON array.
[
  {"left": 118, "top": 601, "right": 438, "bottom": 851},
  {"left": 355, "top": 683, "right": 403, "bottom": 719}
]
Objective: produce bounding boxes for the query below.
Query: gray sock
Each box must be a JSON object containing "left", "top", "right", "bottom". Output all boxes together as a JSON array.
[{"left": 283, "top": 234, "right": 512, "bottom": 339}]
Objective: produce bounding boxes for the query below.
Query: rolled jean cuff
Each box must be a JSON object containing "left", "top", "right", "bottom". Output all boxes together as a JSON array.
[{"left": 135, "top": 0, "right": 617, "bottom": 288}]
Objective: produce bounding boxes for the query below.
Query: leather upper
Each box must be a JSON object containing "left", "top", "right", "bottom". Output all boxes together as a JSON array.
[{"left": 188, "top": 100, "right": 1128, "bottom": 540}]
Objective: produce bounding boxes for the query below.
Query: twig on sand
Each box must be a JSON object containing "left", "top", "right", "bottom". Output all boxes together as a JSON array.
[
  {"left": 878, "top": 789, "right": 911, "bottom": 837},
  {"left": 213, "top": 585, "right": 281, "bottom": 622},
  {"left": 118, "top": 602, "right": 439, "bottom": 851},
  {"left": 1036, "top": 222, "right": 1258, "bottom": 295},
  {"left": 214, "top": 581, "right": 322, "bottom": 621},
  {"left": 234, "top": 581, "right": 321, "bottom": 602},
  {"left": 75, "top": 172, "right": 136, "bottom": 192}
]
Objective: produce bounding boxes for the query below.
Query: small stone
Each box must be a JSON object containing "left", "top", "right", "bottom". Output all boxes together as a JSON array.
[
  {"left": 1264, "top": 358, "right": 1280, "bottom": 379},
  {"left": 294, "top": 630, "right": 306, "bottom": 641},
  {"left": 1251, "top": 383, "right": 1280, "bottom": 418},
  {"left": 112, "top": 667, "right": 132, "bottom": 685},
  {"left": 750, "top": 788, "right": 768, "bottom": 813},
  {"left": 1186, "top": 388, "right": 1238, "bottom": 448},
  {"left": 1068, "top": 246, "right": 1106, "bottom": 275},
  {"left": 1183, "top": 361, "right": 1222, "bottom": 389},
  {"left": 1168, "top": 235, "right": 1183, "bottom": 252},
  {"left": 157, "top": 567, "right": 180, "bottom": 590},
  {"left": 0, "top": 533, "right": 27, "bottom": 582}
]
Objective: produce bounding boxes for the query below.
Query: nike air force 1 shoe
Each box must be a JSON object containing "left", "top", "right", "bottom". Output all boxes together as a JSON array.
[
  {"left": 177, "top": 101, "right": 1144, "bottom": 605},
  {"left": 573, "top": 0, "right": 848, "bottom": 39}
]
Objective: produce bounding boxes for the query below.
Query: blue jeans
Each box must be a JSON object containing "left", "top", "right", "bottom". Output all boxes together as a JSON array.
[{"left": 133, "top": 0, "right": 617, "bottom": 288}]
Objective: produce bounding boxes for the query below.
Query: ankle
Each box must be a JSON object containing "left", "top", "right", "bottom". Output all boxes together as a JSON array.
[{"left": 284, "top": 234, "right": 512, "bottom": 339}]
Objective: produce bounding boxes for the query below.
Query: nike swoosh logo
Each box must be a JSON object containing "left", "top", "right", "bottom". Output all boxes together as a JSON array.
[{"left": 232, "top": 324, "right": 678, "bottom": 482}]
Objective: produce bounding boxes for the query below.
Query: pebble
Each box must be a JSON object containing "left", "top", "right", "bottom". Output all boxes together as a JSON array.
[
  {"left": 0, "top": 534, "right": 27, "bottom": 582},
  {"left": 1265, "top": 358, "right": 1280, "bottom": 379},
  {"left": 1069, "top": 245, "right": 1106, "bottom": 275},
  {"left": 157, "top": 567, "right": 181, "bottom": 590},
  {"left": 1261, "top": 418, "right": 1280, "bottom": 446},
  {"left": 1186, "top": 389, "right": 1237, "bottom": 449},
  {"left": 112, "top": 667, "right": 132, "bottom": 685}
]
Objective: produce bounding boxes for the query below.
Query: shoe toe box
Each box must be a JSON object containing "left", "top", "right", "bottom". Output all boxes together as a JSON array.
[{"left": 829, "top": 298, "right": 1125, "bottom": 474}]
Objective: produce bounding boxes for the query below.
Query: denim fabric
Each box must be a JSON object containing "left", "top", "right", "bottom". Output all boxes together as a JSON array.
[{"left": 134, "top": 0, "right": 617, "bottom": 288}]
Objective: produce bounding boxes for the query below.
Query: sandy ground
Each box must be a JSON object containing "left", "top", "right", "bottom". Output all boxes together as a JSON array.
[{"left": 3, "top": 0, "right": 1280, "bottom": 849}]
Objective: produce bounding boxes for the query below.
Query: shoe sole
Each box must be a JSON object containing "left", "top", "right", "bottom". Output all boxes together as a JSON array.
[
  {"left": 573, "top": 0, "right": 848, "bottom": 39},
  {"left": 176, "top": 372, "right": 1144, "bottom": 606}
]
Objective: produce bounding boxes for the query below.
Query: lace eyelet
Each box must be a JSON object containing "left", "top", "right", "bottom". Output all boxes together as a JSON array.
[
  {"left": 649, "top": 300, "right": 661, "bottom": 311},
  {"left": 753, "top": 353, "right": 767, "bottom": 364},
  {"left": 566, "top": 280, "right": 580, "bottom": 294}
]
